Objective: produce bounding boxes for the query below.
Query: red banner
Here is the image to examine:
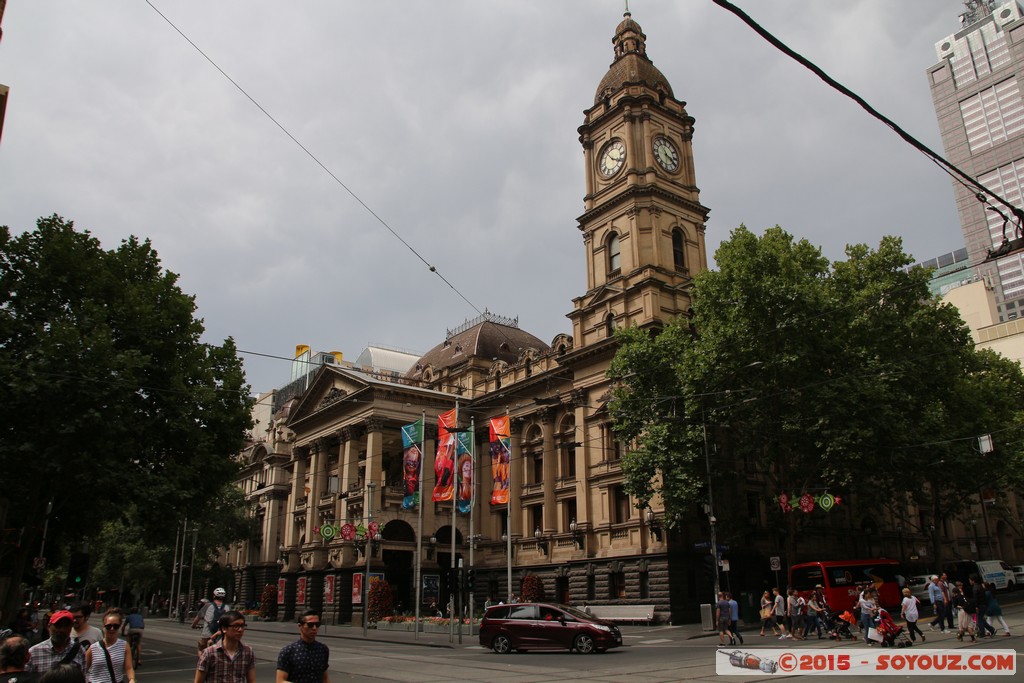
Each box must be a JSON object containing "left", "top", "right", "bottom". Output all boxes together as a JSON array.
[
  {"left": 490, "top": 416, "right": 510, "bottom": 505},
  {"left": 277, "top": 578, "right": 285, "bottom": 605},
  {"left": 296, "top": 576, "right": 307, "bottom": 604},
  {"left": 432, "top": 408, "right": 457, "bottom": 502},
  {"left": 324, "top": 575, "right": 335, "bottom": 605}
]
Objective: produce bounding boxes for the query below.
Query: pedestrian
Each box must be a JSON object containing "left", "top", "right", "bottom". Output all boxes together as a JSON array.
[
  {"left": 970, "top": 575, "right": 996, "bottom": 637},
  {"left": 926, "top": 575, "right": 947, "bottom": 633},
  {"left": 805, "top": 592, "right": 824, "bottom": 639},
  {"left": 939, "top": 573, "right": 955, "bottom": 631},
  {"left": 275, "top": 610, "right": 329, "bottom": 683},
  {"left": 899, "top": 587, "right": 925, "bottom": 643},
  {"left": 858, "top": 589, "right": 878, "bottom": 645},
  {"left": 772, "top": 587, "right": 789, "bottom": 639},
  {"left": 26, "top": 611, "right": 85, "bottom": 675},
  {"left": 984, "top": 582, "right": 1011, "bottom": 636},
  {"left": 715, "top": 593, "right": 733, "bottom": 647},
  {"left": 787, "top": 589, "right": 804, "bottom": 640},
  {"left": 726, "top": 592, "right": 743, "bottom": 645},
  {"left": 0, "top": 635, "right": 34, "bottom": 683},
  {"left": 38, "top": 664, "right": 85, "bottom": 683},
  {"left": 84, "top": 608, "right": 135, "bottom": 683},
  {"left": 193, "top": 589, "right": 230, "bottom": 656},
  {"left": 69, "top": 605, "right": 102, "bottom": 651},
  {"left": 759, "top": 591, "right": 779, "bottom": 637},
  {"left": 952, "top": 583, "right": 976, "bottom": 642},
  {"left": 194, "top": 611, "right": 255, "bottom": 683}
]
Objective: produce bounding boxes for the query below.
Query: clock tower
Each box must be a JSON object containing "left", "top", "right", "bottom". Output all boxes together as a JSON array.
[{"left": 570, "top": 10, "right": 709, "bottom": 350}]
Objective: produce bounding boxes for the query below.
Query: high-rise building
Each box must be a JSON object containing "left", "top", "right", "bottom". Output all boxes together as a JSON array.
[{"left": 928, "top": 0, "right": 1024, "bottom": 320}]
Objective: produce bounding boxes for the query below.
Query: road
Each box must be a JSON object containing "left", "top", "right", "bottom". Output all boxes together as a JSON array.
[{"left": 133, "top": 617, "right": 1024, "bottom": 682}]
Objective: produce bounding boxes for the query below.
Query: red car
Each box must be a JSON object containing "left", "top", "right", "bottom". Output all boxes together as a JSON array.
[{"left": 478, "top": 602, "right": 623, "bottom": 654}]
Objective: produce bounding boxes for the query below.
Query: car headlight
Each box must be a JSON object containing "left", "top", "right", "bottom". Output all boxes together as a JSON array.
[{"left": 592, "top": 624, "right": 611, "bottom": 632}]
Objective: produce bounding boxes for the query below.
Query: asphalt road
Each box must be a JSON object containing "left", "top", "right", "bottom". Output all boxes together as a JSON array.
[{"left": 133, "top": 617, "right": 1024, "bottom": 682}]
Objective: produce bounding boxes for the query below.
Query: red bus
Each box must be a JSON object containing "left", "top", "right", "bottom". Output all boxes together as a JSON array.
[{"left": 789, "top": 559, "right": 904, "bottom": 611}]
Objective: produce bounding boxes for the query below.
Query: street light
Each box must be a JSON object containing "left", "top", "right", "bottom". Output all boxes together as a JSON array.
[
  {"left": 534, "top": 527, "right": 548, "bottom": 555},
  {"left": 646, "top": 508, "right": 663, "bottom": 542},
  {"left": 363, "top": 481, "right": 376, "bottom": 638},
  {"left": 702, "top": 404, "right": 720, "bottom": 601},
  {"left": 569, "top": 518, "right": 584, "bottom": 550}
]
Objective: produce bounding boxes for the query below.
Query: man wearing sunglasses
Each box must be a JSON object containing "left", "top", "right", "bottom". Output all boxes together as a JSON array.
[
  {"left": 276, "top": 611, "right": 330, "bottom": 683},
  {"left": 195, "top": 611, "right": 255, "bottom": 683}
]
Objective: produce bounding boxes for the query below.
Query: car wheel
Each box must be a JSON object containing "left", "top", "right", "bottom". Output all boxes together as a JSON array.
[
  {"left": 491, "top": 634, "right": 512, "bottom": 654},
  {"left": 574, "top": 634, "right": 596, "bottom": 654}
]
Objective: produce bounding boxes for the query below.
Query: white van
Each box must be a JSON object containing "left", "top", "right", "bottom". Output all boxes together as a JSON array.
[
  {"left": 977, "top": 560, "right": 1016, "bottom": 590},
  {"left": 943, "top": 560, "right": 1017, "bottom": 590}
]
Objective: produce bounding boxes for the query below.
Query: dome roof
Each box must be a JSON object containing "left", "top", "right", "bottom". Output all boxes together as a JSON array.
[
  {"left": 594, "top": 12, "right": 674, "bottom": 104},
  {"left": 406, "top": 314, "right": 549, "bottom": 380}
]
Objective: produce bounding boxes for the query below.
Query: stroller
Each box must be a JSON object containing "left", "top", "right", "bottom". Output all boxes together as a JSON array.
[
  {"left": 872, "top": 608, "right": 913, "bottom": 648},
  {"left": 830, "top": 610, "right": 858, "bottom": 640}
]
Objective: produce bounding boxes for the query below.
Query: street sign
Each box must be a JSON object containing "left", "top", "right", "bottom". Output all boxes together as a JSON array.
[
  {"left": 32, "top": 557, "right": 46, "bottom": 570},
  {"left": 721, "top": 559, "right": 730, "bottom": 572},
  {"left": 770, "top": 556, "right": 781, "bottom": 571}
]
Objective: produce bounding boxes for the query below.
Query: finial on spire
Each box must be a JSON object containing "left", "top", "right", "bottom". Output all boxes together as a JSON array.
[{"left": 624, "top": 0, "right": 631, "bottom": 17}]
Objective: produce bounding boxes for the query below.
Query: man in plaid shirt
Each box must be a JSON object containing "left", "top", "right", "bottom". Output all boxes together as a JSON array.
[
  {"left": 26, "top": 610, "right": 86, "bottom": 674},
  {"left": 194, "top": 610, "right": 255, "bottom": 683}
]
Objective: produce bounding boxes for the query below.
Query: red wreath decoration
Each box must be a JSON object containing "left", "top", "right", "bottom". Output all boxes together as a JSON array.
[
  {"left": 778, "top": 493, "right": 792, "bottom": 513},
  {"left": 799, "top": 493, "right": 815, "bottom": 513},
  {"left": 340, "top": 523, "right": 356, "bottom": 540}
]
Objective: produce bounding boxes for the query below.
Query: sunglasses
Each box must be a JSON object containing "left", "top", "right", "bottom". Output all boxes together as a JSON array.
[
  {"left": 105, "top": 624, "right": 122, "bottom": 631},
  {"left": 302, "top": 622, "right": 321, "bottom": 628},
  {"left": 227, "top": 623, "right": 247, "bottom": 630}
]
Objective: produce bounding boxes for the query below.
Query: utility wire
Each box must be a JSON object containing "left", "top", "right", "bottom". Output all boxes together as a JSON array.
[
  {"left": 712, "top": 0, "right": 1024, "bottom": 229},
  {"left": 143, "top": 0, "right": 484, "bottom": 318}
]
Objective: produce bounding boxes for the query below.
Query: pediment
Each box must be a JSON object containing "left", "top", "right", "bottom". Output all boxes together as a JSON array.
[
  {"left": 288, "top": 366, "right": 370, "bottom": 424},
  {"left": 583, "top": 283, "right": 624, "bottom": 309}
]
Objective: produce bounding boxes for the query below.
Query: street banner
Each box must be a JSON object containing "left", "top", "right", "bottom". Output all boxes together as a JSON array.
[
  {"left": 323, "top": 575, "right": 335, "bottom": 605},
  {"left": 432, "top": 409, "right": 456, "bottom": 502},
  {"left": 456, "top": 429, "right": 473, "bottom": 514},
  {"left": 489, "top": 416, "right": 510, "bottom": 505},
  {"left": 401, "top": 419, "right": 424, "bottom": 509}
]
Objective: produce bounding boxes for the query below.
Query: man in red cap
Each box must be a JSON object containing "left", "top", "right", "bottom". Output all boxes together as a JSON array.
[{"left": 26, "top": 610, "right": 85, "bottom": 674}]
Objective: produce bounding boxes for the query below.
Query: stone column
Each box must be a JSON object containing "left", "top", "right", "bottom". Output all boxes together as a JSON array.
[
  {"left": 540, "top": 409, "right": 557, "bottom": 533},
  {"left": 286, "top": 448, "right": 309, "bottom": 549},
  {"left": 365, "top": 418, "right": 384, "bottom": 515},
  {"left": 573, "top": 393, "right": 592, "bottom": 529},
  {"left": 306, "top": 441, "right": 326, "bottom": 543},
  {"left": 336, "top": 428, "right": 354, "bottom": 523}
]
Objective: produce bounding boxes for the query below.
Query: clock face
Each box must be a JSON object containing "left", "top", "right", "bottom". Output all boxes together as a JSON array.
[
  {"left": 598, "top": 139, "right": 626, "bottom": 178},
  {"left": 653, "top": 136, "right": 679, "bottom": 172}
]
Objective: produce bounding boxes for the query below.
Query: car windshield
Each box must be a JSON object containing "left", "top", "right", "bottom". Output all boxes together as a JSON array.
[{"left": 558, "top": 605, "right": 592, "bottom": 620}]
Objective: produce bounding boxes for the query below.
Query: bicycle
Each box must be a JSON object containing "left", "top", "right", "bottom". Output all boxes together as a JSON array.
[{"left": 127, "top": 631, "right": 142, "bottom": 667}]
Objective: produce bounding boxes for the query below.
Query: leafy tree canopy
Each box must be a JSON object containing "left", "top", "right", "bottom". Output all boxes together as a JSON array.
[
  {"left": 0, "top": 215, "right": 253, "bottom": 614},
  {"left": 609, "top": 225, "right": 1024, "bottom": 562}
]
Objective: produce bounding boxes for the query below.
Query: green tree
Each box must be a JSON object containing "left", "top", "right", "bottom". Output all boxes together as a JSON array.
[
  {"left": 0, "top": 215, "right": 253, "bottom": 617},
  {"left": 609, "top": 225, "right": 1024, "bottom": 565}
]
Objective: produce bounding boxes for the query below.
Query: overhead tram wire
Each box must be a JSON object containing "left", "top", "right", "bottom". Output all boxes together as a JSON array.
[
  {"left": 142, "top": 1, "right": 482, "bottom": 317},
  {"left": 712, "top": 0, "right": 1024, "bottom": 232}
]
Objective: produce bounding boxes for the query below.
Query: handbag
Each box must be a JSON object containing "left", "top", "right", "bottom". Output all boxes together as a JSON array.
[
  {"left": 759, "top": 606, "right": 773, "bottom": 620},
  {"left": 100, "top": 641, "right": 126, "bottom": 683}
]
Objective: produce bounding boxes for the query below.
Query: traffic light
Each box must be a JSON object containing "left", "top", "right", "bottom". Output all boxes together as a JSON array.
[
  {"left": 449, "top": 567, "right": 461, "bottom": 592},
  {"left": 66, "top": 552, "right": 90, "bottom": 590},
  {"left": 701, "top": 554, "right": 715, "bottom": 583},
  {"left": 466, "top": 569, "right": 476, "bottom": 592}
]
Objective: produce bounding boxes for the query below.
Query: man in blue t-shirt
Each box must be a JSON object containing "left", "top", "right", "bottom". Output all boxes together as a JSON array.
[{"left": 276, "top": 610, "right": 329, "bottom": 683}]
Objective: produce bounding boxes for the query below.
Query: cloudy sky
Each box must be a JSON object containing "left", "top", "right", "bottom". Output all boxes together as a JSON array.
[{"left": 0, "top": 1, "right": 974, "bottom": 392}]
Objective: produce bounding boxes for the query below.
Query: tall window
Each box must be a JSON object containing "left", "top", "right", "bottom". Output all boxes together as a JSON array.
[
  {"left": 607, "top": 232, "right": 621, "bottom": 272},
  {"left": 672, "top": 229, "right": 686, "bottom": 271},
  {"left": 609, "top": 571, "right": 626, "bottom": 599},
  {"left": 605, "top": 313, "right": 616, "bottom": 338},
  {"left": 613, "top": 485, "right": 631, "bottom": 524},
  {"left": 531, "top": 506, "right": 543, "bottom": 534}
]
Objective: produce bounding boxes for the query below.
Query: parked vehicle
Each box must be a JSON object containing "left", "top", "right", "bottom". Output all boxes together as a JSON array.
[
  {"left": 790, "top": 558, "right": 904, "bottom": 610},
  {"left": 943, "top": 560, "right": 1016, "bottom": 590},
  {"left": 907, "top": 574, "right": 933, "bottom": 604},
  {"left": 1012, "top": 565, "right": 1024, "bottom": 586},
  {"left": 478, "top": 602, "right": 622, "bottom": 654}
]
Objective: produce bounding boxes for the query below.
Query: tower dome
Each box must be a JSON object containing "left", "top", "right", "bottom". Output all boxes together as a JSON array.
[{"left": 594, "top": 11, "right": 674, "bottom": 104}]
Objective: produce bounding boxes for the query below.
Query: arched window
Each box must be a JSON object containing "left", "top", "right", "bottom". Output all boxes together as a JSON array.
[
  {"left": 672, "top": 229, "right": 685, "bottom": 271},
  {"left": 605, "top": 313, "right": 616, "bottom": 337},
  {"left": 607, "top": 232, "right": 621, "bottom": 273}
]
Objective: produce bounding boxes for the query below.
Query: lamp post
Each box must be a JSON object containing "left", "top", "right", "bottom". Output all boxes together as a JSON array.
[
  {"left": 534, "top": 527, "right": 548, "bottom": 555},
  {"left": 570, "top": 518, "right": 584, "bottom": 550},
  {"left": 363, "top": 481, "right": 375, "bottom": 638},
  {"left": 701, "top": 405, "right": 720, "bottom": 601}
]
